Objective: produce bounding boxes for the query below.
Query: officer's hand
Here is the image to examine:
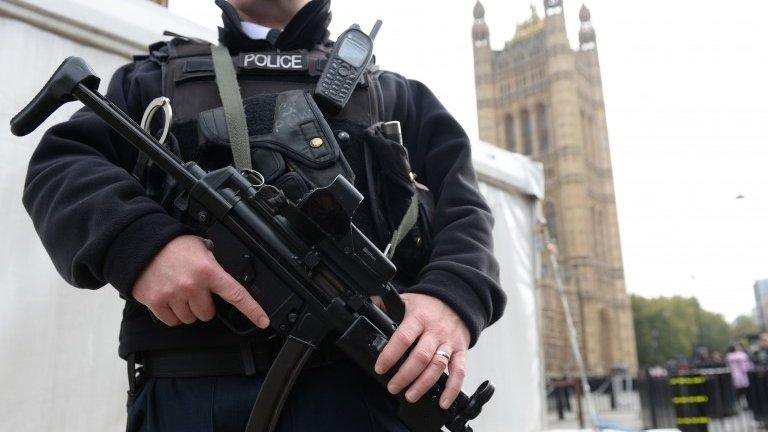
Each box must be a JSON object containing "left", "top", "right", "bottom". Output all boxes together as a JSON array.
[
  {"left": 131, "top": 235, "right": 270, "bottom": 329},
  {"left": 374, "top": 293, "right": 470, "bottom": 409}
]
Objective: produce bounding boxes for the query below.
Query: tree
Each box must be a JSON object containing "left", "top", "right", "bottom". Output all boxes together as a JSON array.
[
  {"left": 698, "top": 308, "right": 730, "bottom": 354},
  {"left": 731, "top": 315, "right": 760, "bottom": 340},
  {"left": 632, "top": 295, "right": 730, "bottom": 367}
]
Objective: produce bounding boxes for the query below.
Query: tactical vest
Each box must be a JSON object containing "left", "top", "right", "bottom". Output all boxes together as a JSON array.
[{"left": 138, "top": 38, "right": 433, "bottom": 283}]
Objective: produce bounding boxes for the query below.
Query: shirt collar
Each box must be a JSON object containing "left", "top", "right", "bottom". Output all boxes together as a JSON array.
[
  {"left": 240, "top": 21, "right": 272, "bottom": 41},
  {"left": 215, "top": 0, "right": 332, "bottom": 53}
]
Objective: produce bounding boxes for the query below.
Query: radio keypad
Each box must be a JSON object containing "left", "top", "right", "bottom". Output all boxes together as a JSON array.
[{"left": 320, "top": 59, "right": 359, "bottom": 102}]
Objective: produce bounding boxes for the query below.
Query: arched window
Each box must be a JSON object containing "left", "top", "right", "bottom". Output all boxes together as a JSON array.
[
  {"left": 599, "top": 309, "right": 614, "bottom": 370},
  {"left": 581, "top": 110, "right": 596, "bottom": 163},
  {"left": 592, "top": 206, "right": 605, "bottom": 260},
  {"left": 537, "top": 104, "right": 550, "bottom": 153},
  {"left": 521, "top": 109, "right": 533, "bottom": 155},
  {"left": 545, "top": 202, "right": 557, "bottom": 241},
  {"left": 505, "top": 114, "right": 516, "bottom": 151}
]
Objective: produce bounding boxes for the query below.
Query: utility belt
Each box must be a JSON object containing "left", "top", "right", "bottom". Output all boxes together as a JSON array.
[{"left": 127, "top": 340, "right": 343, "bottom": 404}]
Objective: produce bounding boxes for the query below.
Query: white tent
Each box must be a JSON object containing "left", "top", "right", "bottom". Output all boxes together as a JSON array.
[
  {"left": 0, "top": 1, "right": 545, "bottom": 430},
  {"left": 468, "top": 141, "right": 545, "bottom": 432}
]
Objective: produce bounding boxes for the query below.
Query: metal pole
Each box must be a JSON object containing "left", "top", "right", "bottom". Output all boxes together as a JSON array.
[
  {"left": 539, "top": 222, "right": 600, "bottom": 429},
  {"left": 576, "top": 379, "right": 585, "bottom": 428}
]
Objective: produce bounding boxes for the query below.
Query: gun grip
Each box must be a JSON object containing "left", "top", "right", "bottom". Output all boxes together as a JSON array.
[{"left": 10, "top": 56, "right": 100, "bottom": 137}]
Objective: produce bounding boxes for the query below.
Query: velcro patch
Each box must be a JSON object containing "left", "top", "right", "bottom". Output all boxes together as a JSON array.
[{"left": 238, "top": 52, "right": 308, "bottom": 71}]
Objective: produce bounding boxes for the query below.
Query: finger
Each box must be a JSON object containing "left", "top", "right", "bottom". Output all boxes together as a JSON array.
[
  {"left": 387, "top": 334, "right": 439, "bottom": 395},
  {"left": 405, "top": 344, "right": 452, "bottom": 403},
  {"left": 375, "top": 316, "right": 424, "bottom": 375},
  {"left": 169, "top": 301, "right": 196, "bottom": 324},
  {"left": 370, "top": 296, "right": 387, "bottom": 312},
  {"left": 151, "top": 305, "right": 182, "bottom": 327},
  {"left": 440, "top": 350, "right": 467, "bottom": 409},
  {"left": 201, "top": 238, "right": 215, "bottom": 251},
  {"left": 189, "top": 292, "right": 216, "bottom": 322},
  {"left": 210, "top": 268, "right": 270, "bottom": 329}
]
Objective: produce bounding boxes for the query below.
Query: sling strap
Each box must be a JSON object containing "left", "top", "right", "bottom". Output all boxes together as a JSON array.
[
  {"left": 379, "top": 120, "right": 419, "bottom": 259},
  {"left": 211, "top": 43, "right": 253, "bottom": 171},
  {"left": 385, "top": 192, "right": 418, "bottom": 259}
]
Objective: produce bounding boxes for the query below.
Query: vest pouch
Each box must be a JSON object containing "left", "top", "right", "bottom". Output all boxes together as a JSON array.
[
  {"left": 363, "top": 124, "right": 435, "bottom": 281},
  {"left": 197, "top": 89, "right": 354, "bottom": 201},
  {"left": 272, "top": 171, "right": 310, "bottom": 201},
  {"left": 174, "top": 58, "right": 215, "bottom": 85},
  {"left": 394, "top": 185, "right": 436, "bottom": 283}
]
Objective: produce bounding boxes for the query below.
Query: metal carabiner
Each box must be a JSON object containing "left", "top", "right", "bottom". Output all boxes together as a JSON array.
[{"left": 140, "top": 96, "right": 173, "bottom": 146}]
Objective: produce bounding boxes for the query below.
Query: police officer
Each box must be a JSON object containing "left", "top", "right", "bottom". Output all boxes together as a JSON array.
[{"left": 22, "top": 0, "right": 505, "bottom": 430}]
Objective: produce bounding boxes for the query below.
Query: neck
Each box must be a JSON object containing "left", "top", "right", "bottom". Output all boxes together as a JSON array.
[{"left": 231, "top": 0, "right": 311, "bottom": 29}]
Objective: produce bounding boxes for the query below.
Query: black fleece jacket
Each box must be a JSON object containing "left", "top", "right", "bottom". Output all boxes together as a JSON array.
[{"left": 22, "top": 2, "right": 504, "bottom": 356}]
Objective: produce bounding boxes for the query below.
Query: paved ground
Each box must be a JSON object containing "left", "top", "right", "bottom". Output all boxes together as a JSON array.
[
  {"left": 545, "top": 391, "right": 767, "bottom": 431},
  {"left": 546, "top": 390, "right": 644, "bottom": 430},
  {"left": 708, "top": 411, "right": 766, "bottom": 432},
  {"left": 547, "top": 410, "right": 644, "bottom": 430}
]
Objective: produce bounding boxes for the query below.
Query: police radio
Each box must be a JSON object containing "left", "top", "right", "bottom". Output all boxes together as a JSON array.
[{"left": 315, "top": 20, "right": 382, "bottom": 112}]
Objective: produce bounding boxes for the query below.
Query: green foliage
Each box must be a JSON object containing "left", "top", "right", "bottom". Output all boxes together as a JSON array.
[
  {"left": 631, "top": 295, "right": 731, "bottom": 367},
  {"left": 699, "top": 309, "right": 731, "bottom": 354},
  {"left": 731, "top": 315, "right": 760, "bottom": 340}
]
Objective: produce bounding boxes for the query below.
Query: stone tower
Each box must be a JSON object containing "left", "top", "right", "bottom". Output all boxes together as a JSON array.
[{"left": 472, "top": 1, "right": 637, "bottom": 376}]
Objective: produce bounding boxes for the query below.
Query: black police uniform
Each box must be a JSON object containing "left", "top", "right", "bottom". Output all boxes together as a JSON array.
[{"left": 22, "top": 1, "right": 505, "bottom": 431}]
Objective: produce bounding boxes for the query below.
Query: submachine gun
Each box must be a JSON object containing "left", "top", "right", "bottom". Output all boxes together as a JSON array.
[{"left": 10, "top": 57, "right": 494, "bottom": 432}]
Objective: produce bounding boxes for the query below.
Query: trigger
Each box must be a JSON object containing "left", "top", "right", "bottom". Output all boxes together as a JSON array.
[{"left": 382, "top": 289, "right": 405, "bottom": 324}]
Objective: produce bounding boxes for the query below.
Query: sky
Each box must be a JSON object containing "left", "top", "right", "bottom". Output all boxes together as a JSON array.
[{"left": 166, "top": 0, "right": 768, "bottom": 322}]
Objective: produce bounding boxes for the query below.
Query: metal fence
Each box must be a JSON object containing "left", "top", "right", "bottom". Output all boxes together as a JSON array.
[
  {"left": 640, "top": 368, "right": 767, "bottom": 431},
  {"left": 547, "top": 369, "right": 768, "bottom": 431},
  {"left": 546, "top": 375, "right": 642, "bottom": 429}
]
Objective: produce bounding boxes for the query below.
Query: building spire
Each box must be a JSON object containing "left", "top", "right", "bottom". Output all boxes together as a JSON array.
[
  {"left": 579, "top": 3, "right": 596, "bottom": 49},
  {"left": 472, "top": 0, "right": 490, "bottom": 45},
  {"left": 473, "top": 0, "right": 485, "bottom": 20},
  {"left": 543, "top": 0, "right": 563, "bottom": 16},
  {"left": 530, "top": 4, "right": 539, "bottom": 21}
]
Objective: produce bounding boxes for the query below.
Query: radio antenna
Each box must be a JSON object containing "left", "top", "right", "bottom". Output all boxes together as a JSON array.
[{"left": 369, "top": 20, "right": 383, "bottom": 41}]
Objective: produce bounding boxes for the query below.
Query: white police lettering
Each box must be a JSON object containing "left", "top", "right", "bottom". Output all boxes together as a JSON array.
[{"left": 241, "top": 53, "right": 306, "bottom": 71}]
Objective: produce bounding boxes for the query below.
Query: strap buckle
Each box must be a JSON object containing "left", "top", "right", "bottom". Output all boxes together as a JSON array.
[{"left": 126, "top": 353, "right": 143, "bottom": 407}]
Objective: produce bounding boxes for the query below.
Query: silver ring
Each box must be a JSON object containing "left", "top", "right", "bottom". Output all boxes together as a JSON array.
[{"left": 435, "top": 350, "right": 451, "bottom": 362}]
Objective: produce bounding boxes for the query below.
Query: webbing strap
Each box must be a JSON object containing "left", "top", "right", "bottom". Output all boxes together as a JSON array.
[
  {"left": 386, "top": 192, "right": 419, "bottom": 259},
  {"left": 211, "top": 44, "right": 252, "bottom": 170}
]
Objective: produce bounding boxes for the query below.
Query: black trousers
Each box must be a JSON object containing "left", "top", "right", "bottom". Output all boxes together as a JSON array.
[{"left": 127, "top": 360, "right": 409, "bottom": 432}]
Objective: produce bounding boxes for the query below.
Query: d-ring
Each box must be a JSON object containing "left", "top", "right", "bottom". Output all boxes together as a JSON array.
[
  {"left": 241, "top": 169, "right": 265, "bottom": 187},
  {"left": 140, "top": 97, "right": 173, "bottom": 146}
]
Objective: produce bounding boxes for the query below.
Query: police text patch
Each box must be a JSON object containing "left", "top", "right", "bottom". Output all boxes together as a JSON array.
[{"left": 238, "top": 52, "right": 308, "bottom": 71}]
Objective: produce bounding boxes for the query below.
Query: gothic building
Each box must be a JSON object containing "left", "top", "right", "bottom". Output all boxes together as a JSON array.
[{"left": 472, "top": 0, "right": 637, "bottom": 376}]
